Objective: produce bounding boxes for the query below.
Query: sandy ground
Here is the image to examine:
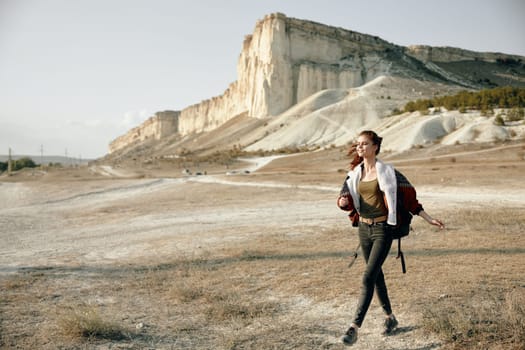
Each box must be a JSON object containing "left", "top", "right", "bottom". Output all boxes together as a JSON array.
[{"left": 1, "top": 143, "right": 524, "bottom": 349}]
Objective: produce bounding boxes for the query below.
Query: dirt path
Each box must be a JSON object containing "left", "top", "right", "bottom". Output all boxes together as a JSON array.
[
  {"left": 0, "top": 174, "right": 333, "bottom": 270},
  {"left": 2, "top": 167, "right": 523, "bottom": 270}
]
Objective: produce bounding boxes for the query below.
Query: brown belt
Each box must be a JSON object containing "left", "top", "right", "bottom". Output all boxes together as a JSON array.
[{"left": 359, "top": 215, "right": 388, "bottom": 225}]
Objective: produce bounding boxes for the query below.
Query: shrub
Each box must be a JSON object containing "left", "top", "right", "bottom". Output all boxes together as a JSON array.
[
  {"left": 391, "top": 108, "right": 403, "bottom": 116},
  {"left": 494, "top": 115, "right": 505, "bottom": 126},
  {"left": 480, "top": 108, "right": 494, "bottom": 117},
  {"left": 507, "top": 107, "right": 524, "bottom": 122},
  {"left": 13, "top": 157, "right": 37, "bottom": 171},
  {"left": 58, "top": 306, "right": 128, "bottom": 340}
]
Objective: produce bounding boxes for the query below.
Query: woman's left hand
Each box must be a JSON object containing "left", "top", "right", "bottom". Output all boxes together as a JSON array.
[{"left": 420, "top": 210, "right": 445, "bottom": 229}]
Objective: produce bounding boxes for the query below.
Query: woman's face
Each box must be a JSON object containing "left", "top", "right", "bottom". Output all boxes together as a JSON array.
[{"left": 356, "top": 134, "right": 378, "bottom": 159}]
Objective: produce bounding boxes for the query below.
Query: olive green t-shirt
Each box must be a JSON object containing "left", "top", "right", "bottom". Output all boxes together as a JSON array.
[{"left": 359, "top": 178, "right": 387, "bottom": 219}]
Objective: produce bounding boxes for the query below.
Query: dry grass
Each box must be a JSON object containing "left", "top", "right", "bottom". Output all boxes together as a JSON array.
[
  {"left": 57, "top": 305, "right": 129, "bottom": 340},
  {"left": 1, "top": 144, "right": 525, "bottom": 349},
  {"left": 1, "top": 205, "right": 523, "bottom": 349},
  {"left": 414, "top": 208, "right": 525, "bottom": 350},
  {"left": 422, "top": 290, "right": 525, "bottom": 350}
]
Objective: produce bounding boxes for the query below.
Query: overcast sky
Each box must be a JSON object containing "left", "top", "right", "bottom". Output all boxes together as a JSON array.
[{"left": 1, "top": 0, "right": 524, "bottom": 159}]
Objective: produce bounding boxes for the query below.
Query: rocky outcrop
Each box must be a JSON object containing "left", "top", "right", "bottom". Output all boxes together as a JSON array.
[
  {"left": 109, "top": 13, "right": 525, "bottom": 154},
  {"left": 109, "top": 111, "right": 179, "bottom": 153},
  {"left": 406, "top": 45, "right": 524, "bottom": 63}
]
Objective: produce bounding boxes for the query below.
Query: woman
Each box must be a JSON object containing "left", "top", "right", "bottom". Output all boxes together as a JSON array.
[{"left": 337, "top": 130, "right": 444, "bottom": 346}]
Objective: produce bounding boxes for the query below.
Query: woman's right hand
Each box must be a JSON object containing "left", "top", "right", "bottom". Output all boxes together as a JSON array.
[{"left": 338, "top": 196, "right": 349, "bottom": 208}]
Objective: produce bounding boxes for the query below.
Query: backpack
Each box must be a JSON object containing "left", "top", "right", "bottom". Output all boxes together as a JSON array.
[
  {"left": 392, "top": 169, "right": 414, "bottom": 238},
  {"left": 392, "top": 169, "right": 415, "bottom": 273}
]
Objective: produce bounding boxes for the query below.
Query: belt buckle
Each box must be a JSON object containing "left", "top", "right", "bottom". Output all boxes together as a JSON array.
[
  {"left": 360, "top": 216, "right": 385, "bottom": 225},
  {"left": 362, "top": 217, "right": 373, "bottom": 225}
]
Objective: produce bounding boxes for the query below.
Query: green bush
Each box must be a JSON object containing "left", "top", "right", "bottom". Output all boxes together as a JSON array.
[
  {"left": 480, "top": 107, "right": 494, "bottom": 117},
  {"left": 507, "top": 107, "right": 524, "bottom": 122},
  {"left": 13, "top": 157, "right": 38, "bottom": 171},
  {"left": 390, "top": 108, "right": 403, "bottom": 116},
  {"left": 494, "top": 115, "right": 505, "bottom": 126},
  {"left": 0, "top": 161, "right": 6, "bottom": 172}
]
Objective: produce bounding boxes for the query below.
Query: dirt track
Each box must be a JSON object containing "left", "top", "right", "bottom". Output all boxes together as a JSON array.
[
  {"left": 0, "top": 174, "right": 338, "bottom": 271},
  {"left": 2, "top": 162, "right": 523, "bottom": 272}
]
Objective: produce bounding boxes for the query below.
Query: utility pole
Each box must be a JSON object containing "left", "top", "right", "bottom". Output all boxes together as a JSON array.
[
  {"left": 40, "top": 144, "right": 44, "bottom": 165},
  {"left": 7, "top": 147, "right": 12, "bottom": 175}
]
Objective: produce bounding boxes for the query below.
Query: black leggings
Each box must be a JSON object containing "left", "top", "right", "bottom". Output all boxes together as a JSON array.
[{"left": 352, "top": 222, "right": 393, "bottom": 327}]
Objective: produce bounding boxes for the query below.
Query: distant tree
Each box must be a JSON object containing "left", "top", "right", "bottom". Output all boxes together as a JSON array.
[
  {"left": 494, "top": 115, "right": 505, "bottom": 126},
  {"left": 419, "top": 108, "right": 430, "bottom": 115},
  {"left": 390, "top": 108, "right": 403, "bottom": 116},
  {"left": 507, "top": 107, "right": 525, "bottom": 122},
  {"left": 403, "top": 86, "right": 525, "bottom": 114},
  {"left": 0, "top": 161, "right": 6, "bottom": 172},
  {"left": 13, "top": 157, "right": 38, "bottom": 171},
  {"left": 404, "top": 101, "right": 417, "bottom": 113},
  {"left": 480, "top": 107, "right": 494, "bottom": 117}
]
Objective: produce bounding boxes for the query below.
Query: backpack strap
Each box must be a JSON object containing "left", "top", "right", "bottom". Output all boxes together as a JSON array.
[
  {"left": 396, "top": 239, "right": 407, "bottom": 274},
  {"left": 347, "top": 242, "right": 361, "bottom": 268}
]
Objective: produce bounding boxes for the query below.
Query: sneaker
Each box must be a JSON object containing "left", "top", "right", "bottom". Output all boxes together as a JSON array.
[
  {"left": 383, "top": 315, "right": 398, "bottom": 335},
  {"left": 342, "top": 326, "right": 358, "bottom": 346}
]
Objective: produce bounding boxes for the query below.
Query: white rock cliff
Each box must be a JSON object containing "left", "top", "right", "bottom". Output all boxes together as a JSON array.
[
  {"left": 109, "top": 13, "right": 524, "bottom": 154},
  {"left": 110, "top": 13, "right": 399, "bottom": 153},
  {"left": 109, "top": 111, "right": 179, "bottom": 154}
]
